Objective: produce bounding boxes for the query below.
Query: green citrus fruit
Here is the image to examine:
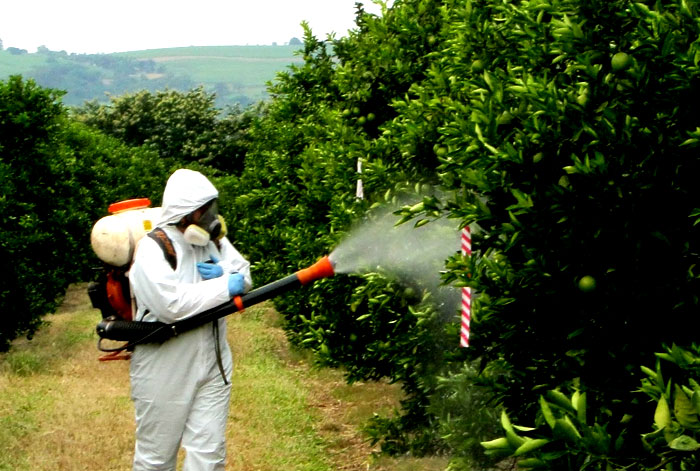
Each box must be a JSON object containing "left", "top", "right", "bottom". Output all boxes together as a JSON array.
[
  {"left": 578, "top": 275, "right": 597, "bottom": 292},
  {"left": 611, "top": 52, "right": 632, "bottom": 72}
]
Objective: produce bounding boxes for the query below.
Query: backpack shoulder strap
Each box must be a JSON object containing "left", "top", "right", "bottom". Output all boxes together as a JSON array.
[{"left": 147, "top": 228, "right": 177, "bottom": 270}]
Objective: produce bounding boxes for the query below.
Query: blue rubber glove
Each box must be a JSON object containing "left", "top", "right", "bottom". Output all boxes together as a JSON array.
[
  {"left": 228, "top": 273, "right": 245, "bottom": 296},
  {"left": 197, "top": 255, "right": 224, "bottom": 280}
]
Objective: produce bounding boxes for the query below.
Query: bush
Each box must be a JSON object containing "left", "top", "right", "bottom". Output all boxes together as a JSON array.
[
  {"left": 481, "top": 344, "right": 700, "bottom": 470},
  {"left": 226, "top": 0, "right": 700, "bottom": 466},
  {"left": 399, "top": 0, "right": 700, "bottom": 467},
  {"left": 0, "top": 76, "right": 172, "bottom": 350},
  {"left": 0, "top": 76, "right": 77, "bottom": 350}
]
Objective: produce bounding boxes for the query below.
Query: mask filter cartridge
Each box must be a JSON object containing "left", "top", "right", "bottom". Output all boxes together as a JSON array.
[{"left": 183, "top": 224, "right": 211, "bottom": 246}]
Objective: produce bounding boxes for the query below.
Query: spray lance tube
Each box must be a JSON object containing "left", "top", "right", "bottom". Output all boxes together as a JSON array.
[{"left": 97, "top": 255, "right": 336, "bottom": 350}]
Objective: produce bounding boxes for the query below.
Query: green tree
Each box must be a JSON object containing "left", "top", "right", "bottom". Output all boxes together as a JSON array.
[
  {"left": 222, "top": 0, "right": 700, "bottom": 467},
  {"left": 392, "top": 0, "right": 700, "bottom": 468},
  {"left": 75, "top": 88, "right": 255, "bottom": 174},
  {"left": 0, "top": 76, "right": 73, "bottom": 350},
  {"left": 0, "top": 75, "right": 172, "bottom": 351}
]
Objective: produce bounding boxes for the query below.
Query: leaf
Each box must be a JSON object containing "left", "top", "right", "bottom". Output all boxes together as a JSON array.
[
  {"left": 546, "top": 389, "right": 575, "bottom": 413},
  {"left": 501, "top": 410, "right": 526, "bottom": 447},
  {"left": 514, "top": 438, "right": 550, "bottom": 456},
  {"left": 690, "top": 378, "right": 700, "bottom": 393},
  {"left": 655, "top": 396, "right": 672, "bottom": 430},
  {"left": 414, "top": 218, "right": 430, "bottom": 228},
  {"left": 518, "top": 457, "right": 547, "bottom": 469},
  {"left": 540, "top": 396, "right": 556, "bottom": 429},
  {"left": 693, "top": 391, "right": 700, "bottom": 415},
  {"left": 669, "top": 435, "right": 700, "bottom": 451},
  {"left": 674, "top": 385, "right": 700, "bottom": 429},
  {"left": 571, "top": 390, "right": 580, "bottom": 411},
  {"left": 553, "top": 416, "right": 582, "bottom": 444},
  {"left": 481, "top": 437, "right": 511, "bottom": 450},
  {"left": 640, "top": 365, "right": 657, "bottom": 379}
]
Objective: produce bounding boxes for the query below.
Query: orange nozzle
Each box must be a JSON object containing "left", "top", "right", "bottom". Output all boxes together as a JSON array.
[{"left": 296, "top": 255, "right": 335, "bottom": 285}]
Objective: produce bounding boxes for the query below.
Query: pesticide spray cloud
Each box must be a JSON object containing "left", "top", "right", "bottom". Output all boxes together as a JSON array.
[{"left": 329, "top": 195, "right": 461, "bottom": 318}]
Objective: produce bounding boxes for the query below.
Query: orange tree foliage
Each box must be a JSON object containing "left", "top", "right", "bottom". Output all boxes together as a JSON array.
[
  {"left": 227, "top": 0, "right": 700, "bottom": 467},
  {"left": 0, "top": 76, "right": 168, "bottom": 351}
]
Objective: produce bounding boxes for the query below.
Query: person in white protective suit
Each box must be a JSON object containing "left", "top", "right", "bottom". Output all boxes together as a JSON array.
[{"left": 128, "top": 169, "right": 252, "bottom": 471}]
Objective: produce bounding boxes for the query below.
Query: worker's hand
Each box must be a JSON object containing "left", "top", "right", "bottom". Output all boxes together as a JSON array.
[
  {"left": 197, "top": 255, "right": 224, "bottom": 280},
  {"left": 228, "top": 273, "right": 245, "bottom": 296}
]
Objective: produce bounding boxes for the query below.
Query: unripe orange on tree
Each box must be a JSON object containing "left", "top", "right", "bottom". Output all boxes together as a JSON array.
[
  {"left": 578, "top": 275, "right": 597, "bottom": 292},
  {"left": 611, "top": 52, "right": 632, "bottom": 72}
]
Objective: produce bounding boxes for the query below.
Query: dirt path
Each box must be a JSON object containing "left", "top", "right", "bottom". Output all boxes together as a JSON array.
[{"left": 0, "top": 284, "right": 448, "bottom": 471}]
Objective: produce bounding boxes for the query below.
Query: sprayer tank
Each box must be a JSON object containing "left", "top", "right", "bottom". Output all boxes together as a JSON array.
[{"left": 91, "top": 199, "right": 161, "bottom": 267}]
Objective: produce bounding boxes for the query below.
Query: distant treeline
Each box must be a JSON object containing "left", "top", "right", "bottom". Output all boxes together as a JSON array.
[{"left": 0, "top": 48, "right": 195, "bottom": 106}]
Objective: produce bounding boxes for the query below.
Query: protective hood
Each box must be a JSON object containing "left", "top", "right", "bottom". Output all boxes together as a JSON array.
[{"left": 158, "top": 169, "right": 219, "bottom": 226}]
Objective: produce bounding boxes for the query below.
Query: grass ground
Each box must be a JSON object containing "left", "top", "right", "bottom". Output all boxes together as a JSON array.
[{"left": 0, "top": 284, "right": 449, "bottom": 471}]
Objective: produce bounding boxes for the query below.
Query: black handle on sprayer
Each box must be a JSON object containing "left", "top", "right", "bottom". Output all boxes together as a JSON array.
[{"left": 96, "top": 256, "right": 335, "bottom": 346}]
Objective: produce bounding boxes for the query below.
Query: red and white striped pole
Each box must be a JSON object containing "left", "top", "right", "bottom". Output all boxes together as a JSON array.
[
  {"left": 355, "top": 159, "right": 364, "bottom": 200},
  {"left": 460, "top": 226, "right": 472, "bottom": 348}
]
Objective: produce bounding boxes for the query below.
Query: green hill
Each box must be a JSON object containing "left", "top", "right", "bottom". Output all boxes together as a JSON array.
[{"left": 0, "top": 45, "right": 304, "bottom": 107}]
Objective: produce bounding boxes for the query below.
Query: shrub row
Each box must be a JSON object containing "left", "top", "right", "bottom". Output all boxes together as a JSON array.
[
  {"left": 0, "top": 76, "right": 169, "bottom": 351},
  {"left": 228, "top": 0, "right": 700, "bottom": 467}
]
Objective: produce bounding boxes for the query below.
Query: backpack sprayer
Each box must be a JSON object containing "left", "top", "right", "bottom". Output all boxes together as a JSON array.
[
  {"left": 89, "top": 198, "right": 335, "bottom": 358},
  {"left": 96, "top": 255, "right": 335, "bottom": 350}
]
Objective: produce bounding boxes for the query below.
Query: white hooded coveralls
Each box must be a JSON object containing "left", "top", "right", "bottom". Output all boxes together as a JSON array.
[{"left": 129, "top": 169, "right": 252, "bottom": 471}]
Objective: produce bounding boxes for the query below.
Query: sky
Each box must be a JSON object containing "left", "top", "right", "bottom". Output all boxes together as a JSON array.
[{"left": 0, "top": 0, "right": 389, "bottom": 54}]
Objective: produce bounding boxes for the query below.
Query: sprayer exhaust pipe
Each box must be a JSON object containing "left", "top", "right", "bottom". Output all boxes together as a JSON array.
[{"left": 97, "top": 255, "right": 336, "bottom": 346}]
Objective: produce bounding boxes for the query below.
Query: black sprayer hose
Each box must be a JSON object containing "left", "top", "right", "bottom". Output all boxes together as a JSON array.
[{"left": 97, "top": 273, "right": 309, "bottom": 346}]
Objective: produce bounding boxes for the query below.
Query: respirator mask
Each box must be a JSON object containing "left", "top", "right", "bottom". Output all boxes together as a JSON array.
[{"left": 182, "top": 199, "right": 227, "bottom": 246}]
